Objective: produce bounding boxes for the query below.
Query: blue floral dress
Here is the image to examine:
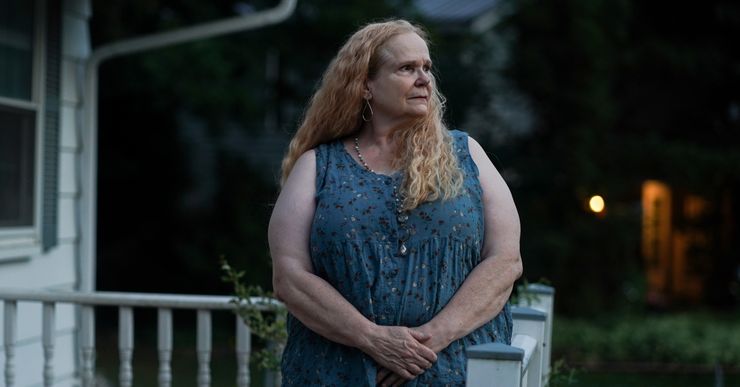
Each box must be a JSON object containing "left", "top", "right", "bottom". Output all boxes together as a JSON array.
[{"left": 281, "top": 130, "right": 513, "bottom": 386}]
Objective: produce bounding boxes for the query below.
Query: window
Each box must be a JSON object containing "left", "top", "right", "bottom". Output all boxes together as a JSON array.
[
  {"left": 0, "top": 0, "right": 44, "bottom": 256},
  {"left": 0, "top": 0, "right": 34, "bottom": 100},
  {"left": 0, "top": 106, "right": 35, "bottom": 227}
]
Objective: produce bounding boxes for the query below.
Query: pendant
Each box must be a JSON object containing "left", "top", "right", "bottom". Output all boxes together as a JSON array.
[{"left": 399, "top": 243, "right": 407, "bottom": 256}]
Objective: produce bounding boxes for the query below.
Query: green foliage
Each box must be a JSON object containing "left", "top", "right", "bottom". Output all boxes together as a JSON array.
[
  {"left": 553, "top": 311, "right": 740, "bottom": 366},
  {"left": 471, "top": 0, "right": 740, "bottom": 315},
  {"left": 221, "top": 257, "right": 287, "bottom": 371},
  {"left": 509, "top": 278, "right": 551, "bottom": 306},
  {"left": 549, "top": 358, "right": 580, "bottom": 387},
  {"left": 512, "top": 281, "right": 579, "bottom": 386},
  {"left": 93, "top": 0, "right": 424, "bottom": 296},
  {"left": 91, "top": 0, "right": 740, "bottom": 313}
]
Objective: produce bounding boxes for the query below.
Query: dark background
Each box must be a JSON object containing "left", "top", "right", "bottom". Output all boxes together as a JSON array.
[{"left": 92, "top": 0, "right": 740, "bottom": 316}]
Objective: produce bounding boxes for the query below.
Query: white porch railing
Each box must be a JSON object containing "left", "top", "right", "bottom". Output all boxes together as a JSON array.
[
  {"left": 467, "top": 284, "right": 555, "bottom": 387},
  {"left": 3, "top": 285, "right": 554, "bottom": 386},
  {"left": 0, "top": 289, "right": 284, "bottom": 387}
]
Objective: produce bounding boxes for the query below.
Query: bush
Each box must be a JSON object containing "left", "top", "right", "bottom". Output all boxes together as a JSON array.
[{"left": 553, "top": 311, "right": 740, "bottom": 366}]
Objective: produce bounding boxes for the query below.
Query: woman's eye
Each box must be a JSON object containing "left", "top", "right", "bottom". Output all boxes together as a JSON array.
[{"left": 401, "top": 65, "right": 413, "bottom": 72}]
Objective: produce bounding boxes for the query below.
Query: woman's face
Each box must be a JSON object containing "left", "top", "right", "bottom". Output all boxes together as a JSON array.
[{"left": 366, "top": 32, "right": 433, "bottom": 125}]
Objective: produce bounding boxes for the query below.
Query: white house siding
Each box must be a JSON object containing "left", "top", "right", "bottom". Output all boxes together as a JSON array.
[{"left": 0, "top": 1, "right": 91, "bottom": 385}]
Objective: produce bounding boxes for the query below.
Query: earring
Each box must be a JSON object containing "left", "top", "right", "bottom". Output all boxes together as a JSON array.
[{"left": 361, "top": 98, "right": 374, "bottom": 122}]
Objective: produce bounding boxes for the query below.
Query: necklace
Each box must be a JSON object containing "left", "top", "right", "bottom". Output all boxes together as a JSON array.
[
  {"left": 353, "top": 137, "right": 375, "bottom": 173},
  {"left": 353, "top": 137, "right": 410, "bottom": 256}
]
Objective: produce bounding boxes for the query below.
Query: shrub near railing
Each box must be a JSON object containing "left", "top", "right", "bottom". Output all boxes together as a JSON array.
[
  {"left": 221, "top": 258, "right": 287, "bottom": 372},
  {"left": 554, "top": 311, "right": 740, "bottom": 368}
]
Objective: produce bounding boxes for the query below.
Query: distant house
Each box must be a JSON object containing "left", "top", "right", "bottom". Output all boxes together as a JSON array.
[{"left": 1, "top": 0, "right": 91, "bottom": 384}]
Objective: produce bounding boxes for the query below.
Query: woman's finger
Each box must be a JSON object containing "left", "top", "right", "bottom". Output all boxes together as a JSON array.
[
  {"left": 414, "top": 343, "right": 437, "bottom": 364},
  {"left": 387, "top": 373, "right": 407, "bottom": 387},
  {"left": 376, "top": 368, "right": 392, "bottom": 384},
  {"left": 407, "top": 363, "right": 424, "bottom": 376},
  {"left": 409, "top": 329, "right": 430, "bottom": 342},
  {"left": 386, "top": 366, "right": 414, "bottom": 381},
  {"left": 366, "top": 325, "right": 438, "bottom": 378}
]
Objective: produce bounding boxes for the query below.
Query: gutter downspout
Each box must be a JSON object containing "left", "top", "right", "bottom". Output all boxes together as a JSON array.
[{"left": 80, "top": 0, "right": 297, "bottom": 292}]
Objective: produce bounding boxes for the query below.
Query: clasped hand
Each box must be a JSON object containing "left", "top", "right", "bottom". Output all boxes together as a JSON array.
[{"left": 361, "top": 325, "right": 439, "bottom": 387}]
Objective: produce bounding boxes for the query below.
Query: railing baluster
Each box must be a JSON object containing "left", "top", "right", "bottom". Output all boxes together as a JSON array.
[
  {"left": 158, "top": 308, "right": 173, "bottom": 387},
  {"left": 42, "top": 302, "right": 56, "bottom": 387},
  {"left": 519, "top": 284, "right": 555, "bottom": 385},
  {"left": 80, "top": 305, "right": 96, "bottom": 387},
  {"left": 197, "top": 310, "right": 212, "bottom": 387},
  {"left": 466, "top": 342, "right": 524, "bottom": 387},
  {"left": 235, "top": 315, "right": 251, "bottom": 387},
  {"left": 274, "top": 310, "right": 286, "bottom": 387},
  {"left": 0, "top": 290, "right": 287, "bottom": 387},
  {"left": 4, "top": 300, "right": 17, "bottom": 387},
  {"left": 513, "top": 307, "right": 546, "bottom": 387},
  {"left": 119, "top": 307, "right": 134, "bottom": 387},
  {"left": 263, "top": 308, "right": 286, "bottom": 387}
]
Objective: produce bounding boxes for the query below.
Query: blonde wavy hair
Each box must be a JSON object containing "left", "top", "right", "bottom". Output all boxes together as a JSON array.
[{"left": 280, "top": 19, "right": 463, "bottom": 210}]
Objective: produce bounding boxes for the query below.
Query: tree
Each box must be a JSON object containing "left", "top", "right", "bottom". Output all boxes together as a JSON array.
[
  {"left": 466, "top": 0, "right": 740, "bottom": 314},
  {"left": 93, "top": 0, "right": 419, "bottom": 293}
]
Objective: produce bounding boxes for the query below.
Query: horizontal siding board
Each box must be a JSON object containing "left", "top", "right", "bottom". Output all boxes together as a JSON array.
[{"left": 0, "top": 243, "right": 76, "bottom": 289}]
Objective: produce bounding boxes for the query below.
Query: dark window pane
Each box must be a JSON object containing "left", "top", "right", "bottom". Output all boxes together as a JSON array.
[
  {"left": 0, "top": 105, "right": 35, "bottom": 227},
  {"left": 0, "top": 0, "right": 34, "bottom": 100}
]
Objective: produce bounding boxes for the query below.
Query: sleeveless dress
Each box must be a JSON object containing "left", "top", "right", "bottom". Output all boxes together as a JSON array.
[{"left": 281, "top": 130, "right": 513, "bottom": 386}]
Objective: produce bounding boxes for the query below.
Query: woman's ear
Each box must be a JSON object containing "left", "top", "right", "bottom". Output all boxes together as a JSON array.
[{"left": 363, "top": 81, "right": 372, "bottom": 100}]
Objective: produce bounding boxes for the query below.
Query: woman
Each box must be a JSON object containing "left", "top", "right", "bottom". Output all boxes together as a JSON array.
[{"left": 269, "top": 19, "right": 522, "bottom": 386}]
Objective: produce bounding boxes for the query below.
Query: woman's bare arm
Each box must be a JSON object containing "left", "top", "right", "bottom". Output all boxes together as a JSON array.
[{"left": 414, "top": 136, "right": 523, "bottom": 352}]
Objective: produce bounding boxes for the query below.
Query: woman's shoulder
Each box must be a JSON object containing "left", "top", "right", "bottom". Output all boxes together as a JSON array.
[
  {"left": 447, "top": 129, "right": 469, "bottom": 141},
  {"left": 313, "top": 137, "right": 347, "bottom": 167},
  {"left": 311, "top": 138, "right": 347, "bottom": 192},
  {"left": 289, "top": 149, "right": 317, "bottom": 178},
  {"left": 447, "top": 129, "right": 475, "bottom": 154},
  {"left": 313, "top": 137, "right": 345, "bottom": 154},
  {"left": 447, "top": 129, "right": 487, "bottom": 179}
]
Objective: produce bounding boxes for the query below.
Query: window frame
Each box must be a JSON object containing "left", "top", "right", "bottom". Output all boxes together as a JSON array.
[{"left": 0, "top": 0, "right": 47, "bottom": 261}]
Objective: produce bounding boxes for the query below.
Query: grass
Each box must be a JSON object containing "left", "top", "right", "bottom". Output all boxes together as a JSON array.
[{"left": 569, "top": 370, "right": 740, "bottom": 387}]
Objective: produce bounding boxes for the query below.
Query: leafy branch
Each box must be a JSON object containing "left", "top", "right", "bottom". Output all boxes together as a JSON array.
[
  {"left": 510, "top": 277, "right": 552, "bottom": 306},
  {"left": 220, "top": 256, "right": 287, "bottom": 370}
]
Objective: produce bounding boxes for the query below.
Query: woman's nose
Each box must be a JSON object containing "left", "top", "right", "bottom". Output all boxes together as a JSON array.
[{"left": 416, "top": 69, "right": 430, "bottom": 85}]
